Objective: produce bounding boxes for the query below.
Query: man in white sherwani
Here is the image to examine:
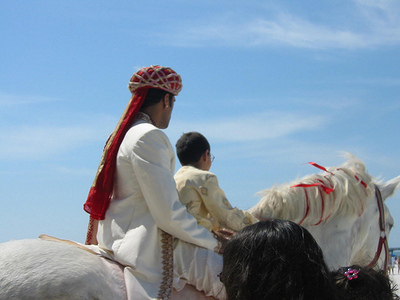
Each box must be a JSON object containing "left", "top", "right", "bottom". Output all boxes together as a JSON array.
[{"left": 84, "top": 66, "right": 226, "bottom": 299}]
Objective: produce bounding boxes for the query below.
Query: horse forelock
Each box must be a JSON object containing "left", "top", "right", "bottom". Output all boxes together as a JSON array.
[{"left": 249, "top": 155, "right": 375, "bottom": 226}]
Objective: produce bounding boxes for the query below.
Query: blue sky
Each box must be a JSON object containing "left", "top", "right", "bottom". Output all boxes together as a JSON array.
[{"left": 1, "top": 1, "right": 400, "bottom": 248}]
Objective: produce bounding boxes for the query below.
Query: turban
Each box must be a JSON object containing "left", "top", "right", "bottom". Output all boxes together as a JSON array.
[
  {"left": 129, "top": 65, "right": 182, "bottom": 96},
  {"left": 84, "top": 65, "right": 182, "bottom": 221}
]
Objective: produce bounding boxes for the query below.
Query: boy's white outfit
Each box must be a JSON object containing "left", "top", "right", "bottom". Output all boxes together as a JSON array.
[{"left": 174, "top": 165, "right": 258, "bottom": 232}]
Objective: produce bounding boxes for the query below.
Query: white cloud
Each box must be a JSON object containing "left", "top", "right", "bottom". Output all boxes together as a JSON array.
[
  {"left": 0, "top": 94, "right": 59, "bottom": 106},
  {"left": 160, "top": 1, "right": 400, "bottom": 50},
  {"left": 299, "top": 98, "right": 360, "bottom": 111},
  {"left": 0, "top": 125, "right": 96, "bottom": 160},
  {"left": 53, "top": 165, "right": 95, "bottom": 177},
  {"left": 168, "top": 111, "right": 328, "bottom": 143},
  {"left": 247, "top": 16, "right": 368, "bottom": 49},
  {"left": 0, "top": 116, "right": 116, "bottom": 161},
  {"left": 354, "top": 0, "right": 394, "bottom": 11}
]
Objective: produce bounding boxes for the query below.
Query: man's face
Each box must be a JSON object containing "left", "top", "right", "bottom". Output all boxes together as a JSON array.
[{"left": 160, "top": 94, "right": 175, "bottom": 129}]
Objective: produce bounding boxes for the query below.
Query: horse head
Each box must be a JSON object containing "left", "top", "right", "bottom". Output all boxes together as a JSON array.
[
  {"left": 249, "top": 154, "right": 400, "bottom": 271},
  {"left": 351, "top": 176, "right": 400, "bottom": 271}
]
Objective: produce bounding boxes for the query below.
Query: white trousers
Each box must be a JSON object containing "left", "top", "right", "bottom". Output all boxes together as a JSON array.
[{"left": 125, "top": 240, "right": 226, "bottom": 300}]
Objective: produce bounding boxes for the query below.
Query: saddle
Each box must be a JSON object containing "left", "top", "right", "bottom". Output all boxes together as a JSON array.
[{"left": 38, "top": 234, "right": 98, "bottom": 255}]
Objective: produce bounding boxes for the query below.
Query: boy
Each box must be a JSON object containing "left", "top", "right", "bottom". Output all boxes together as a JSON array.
[{"left": 174, "top": 132, "right": 258, "bottom": 232}]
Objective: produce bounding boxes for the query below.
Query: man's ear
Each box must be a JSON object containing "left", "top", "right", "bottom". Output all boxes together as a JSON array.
[{"left": 163, "top": 94, "right": 170, "bottom": 108}]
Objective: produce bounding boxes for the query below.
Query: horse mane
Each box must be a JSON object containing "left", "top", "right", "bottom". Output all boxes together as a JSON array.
[{"left": 249, "top": 153, "right": 375, "bottom": 226}]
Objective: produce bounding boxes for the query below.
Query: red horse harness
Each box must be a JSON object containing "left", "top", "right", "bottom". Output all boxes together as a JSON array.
[{"left": 367, "top": 185, "right": 389, "bottom": 274}]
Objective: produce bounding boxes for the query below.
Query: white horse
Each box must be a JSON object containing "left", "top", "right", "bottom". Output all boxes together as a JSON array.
[
  {"left": 0, "top": 154, "right": 399, "bottom": 299},
  {"left": 249, "top": 153, "right": 400, "bottom": 271}
]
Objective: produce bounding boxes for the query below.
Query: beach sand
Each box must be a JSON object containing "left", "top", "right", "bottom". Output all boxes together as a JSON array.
[{"left": 390, "top": 274, "right": 400, "bottom": 296}]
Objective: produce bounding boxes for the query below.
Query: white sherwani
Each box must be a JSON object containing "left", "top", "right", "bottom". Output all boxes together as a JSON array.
[{"left": 97, "top": 118, "right": 225, "bottom": 299}]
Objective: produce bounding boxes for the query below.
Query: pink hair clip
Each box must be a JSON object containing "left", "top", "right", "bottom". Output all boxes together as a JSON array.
[{"left": 344, "top": 268, "right": 359, "bottom": 280}]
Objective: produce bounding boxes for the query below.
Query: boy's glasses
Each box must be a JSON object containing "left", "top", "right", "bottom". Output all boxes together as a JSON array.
[{"left": 210, "top": 153, "right": 215, "bottom": 162}]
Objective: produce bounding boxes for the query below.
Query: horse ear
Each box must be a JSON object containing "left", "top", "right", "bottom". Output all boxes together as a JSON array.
[{"left": 379, "top": 176, "right": 400, "bottom": 201}]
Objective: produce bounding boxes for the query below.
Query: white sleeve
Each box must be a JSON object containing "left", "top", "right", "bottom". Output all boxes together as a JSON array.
[
  {"left": 132, "top": 129, "right": 218, "bottom": 251},
  {"left": 203, "top": 175, "right": 258, "bottom": 231}
]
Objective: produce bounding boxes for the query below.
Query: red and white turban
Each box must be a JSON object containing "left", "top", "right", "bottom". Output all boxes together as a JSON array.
[
  {"left": 128, "top": 65, "right": 182, "bottom": 95},
  {"left": 84, "top": 65, "right": 182, "bottom": 221}
]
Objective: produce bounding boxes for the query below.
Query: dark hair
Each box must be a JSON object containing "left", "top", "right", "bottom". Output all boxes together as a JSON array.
[
  {"left": 140, "top": 88, "right": 174, "bottom": 109},
  {"left": 176, "top": 132, "right": 210, "bottom": 166},
  {"left": 331, "top": 265, "right": 399, "bottom": 300},
  {"left": 221, "top": 219, "right": 337, "bottom": 300}
]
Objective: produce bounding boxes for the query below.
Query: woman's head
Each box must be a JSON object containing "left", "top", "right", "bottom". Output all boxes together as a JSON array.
[
  {"left": 221, "top": 219, "right": 336, "bottom": 300},
  {"left": 331, "top": 265, "right": 399, "bottom": 300}
]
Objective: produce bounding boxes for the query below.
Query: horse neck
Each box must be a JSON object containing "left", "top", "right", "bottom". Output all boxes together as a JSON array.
[
  {"left": 302, "top": 215, "right": 358, "bottom": 270},
  {"left": 250, "top": 170, "right": 373, "bottom": 226},
  {"left": 306, "top": 193, "right": 379, "bottom": 270}
]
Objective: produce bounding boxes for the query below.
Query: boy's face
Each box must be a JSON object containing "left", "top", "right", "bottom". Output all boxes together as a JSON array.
[{"left": 204, "top": 150, "right": 213, "bottom": 171}]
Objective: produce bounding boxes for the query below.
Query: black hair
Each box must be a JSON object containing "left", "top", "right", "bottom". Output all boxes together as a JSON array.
[
  {"left": 175, "top": 132, "right": 210, "bottom": 166},
  {"left": 331, "top": 265, "right": 399, "bottom": 300},
  {"left": 221, "top": 219, "right": 337, "bottom": 300},
  {"left": 140, "top": 88, "right": 174, "bottom": 109}
]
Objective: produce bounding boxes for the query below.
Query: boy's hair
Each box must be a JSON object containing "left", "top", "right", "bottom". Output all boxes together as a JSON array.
[
  {"left": 176, "top": 132, "right": 210, "bottom": 166},
  {"left": 140, "top": 88, "right": 174, "bottom": 109}
]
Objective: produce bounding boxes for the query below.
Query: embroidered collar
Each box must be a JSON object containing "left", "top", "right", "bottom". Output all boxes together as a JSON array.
[{"left": 135, "top": 112, "right": 157, "bottom": 126}]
